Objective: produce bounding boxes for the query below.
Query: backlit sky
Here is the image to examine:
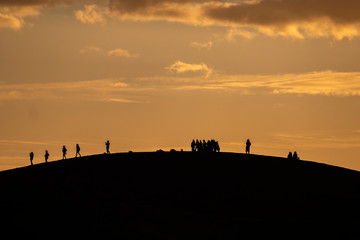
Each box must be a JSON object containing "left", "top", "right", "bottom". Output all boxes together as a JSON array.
[{"left": 1, "top": 0, "right": 360, "bottom": 171}]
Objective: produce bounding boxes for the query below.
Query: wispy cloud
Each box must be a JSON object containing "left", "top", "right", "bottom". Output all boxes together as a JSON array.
[
  {"left": 2, "top": 71, "right": 360, "bottom": 103},
  {"left": 189, "top": 41, "right": 213, "bottom": 50},
  {"left": 80, "top": 46, "right": 138, "bottom": 58},
  {"left": 0, "top": 78, "right": 152, "bottom": 103},
  {"left": 172, "top": 71, "right": 360, "bottom": 96},
  {"left": 75, "top": 4, "right": 105, "bottom": 24},
  {"left": 104, "top": 98, "right": 150, "bottom": 104},
  {"left": 80, "top": 45, "right": 103, "bottom": 54},
  {"left": 107, "top": 48, "right": 139, "bottom": 58},
  {"left": 226, "top": 28, "right": 257, "bottom": 40},
  {"left": 272, "top": 133, "right": 360, "bottom": 149},
  {"left": 166, "top": 61, "right": 213, "bottom": 78},
  {"left": 0, "top": 139, "right": 53, "bottom": 145}
]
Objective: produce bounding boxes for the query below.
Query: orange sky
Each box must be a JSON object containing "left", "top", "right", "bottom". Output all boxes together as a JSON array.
[{"left": 1, "top": 0, "right": 360, "bottom": 171}]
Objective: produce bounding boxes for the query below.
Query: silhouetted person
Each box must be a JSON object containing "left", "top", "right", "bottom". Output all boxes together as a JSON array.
[
  {"left": 75, "top": 144, "right": 81, "bottom": 157},
  {"left": 246, "top": 139, "right": 251, "bottom": 154},
  {"left": 29, "top": 152, "right": 34, "bottom": 166},
  {"left": 215, "top": 141, "right": 220, "bottom": 152},
  {"left": 105, "top": 140, "right": 110, "bottom": 154},
  {"left": 293, "top": 151, "right": 299, "bottom": 160},
  {"left": 287, "top": 152, "right": 292, "bottom": 159},
  {"left": 207, "top": 140, "right": 211, "bottom": 152},
  {"left": 62, "top": 145, "right": 67, "bottom": 159},
  {"left": 44, "top": 150, "right": 49, "bottom": 163},
  {"left": 196, "top": 139, "right": 201, "bottom": 152},
  {"left": 191, "top": 140, "right": 196, "bottom": 152},
  {"left": 210, "top": 140, "right": 215, "bottom": 152}
]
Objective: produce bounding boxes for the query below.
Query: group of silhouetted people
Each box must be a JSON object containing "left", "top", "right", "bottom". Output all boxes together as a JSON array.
[
  {"left": 29, "top": 140, "right": 111, "bottom": 165},
  {"left": 191, "top": 139, "right": 220, "bottom": 153},
  {"left": 28, "top": 137, "right": 300, "bottom": 166},
  {"left": 29, "top": 151, "right": 48, "bottom": 166},
  {"left": 287, "top": 151, "right": 300, "bottom": 160}
]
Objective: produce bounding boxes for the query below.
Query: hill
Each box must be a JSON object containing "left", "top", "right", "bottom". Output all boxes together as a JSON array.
[{"left": 0, "top": 152, "right": 359, "bottom": 239}]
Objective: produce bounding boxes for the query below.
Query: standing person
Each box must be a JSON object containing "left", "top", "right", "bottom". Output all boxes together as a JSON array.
[
  {"left": 195, "top": 139, "right": 200, "bottom": 152},
  {"left": 75, "top": 144, "right": 81, "bottom": 157},
  {"left": 246, "top": 139, "right": 251, "bottom": 154},
  {"left": 44, "top": 150, "right": 49, "bottom": 163},
  {"left": 191, "top": 140, "right": 196, "bottom": 152},
  {"left": 105, "top": 140, "right": 110, "bottom": 154},
  {"left": 62, "top": 145, "right": 67, "bottom": 159},
  {"left": 210, "top": 140, "right": 216, "bottom": 152},
  {"left": 207, "top": 140, "right": 211, "bottom": 152},
  {"left": 215, "top": 141, "right": 220, "bottom": 152},
  {"left": 29, "top": 152, "right": 34, "bottom": 166}
]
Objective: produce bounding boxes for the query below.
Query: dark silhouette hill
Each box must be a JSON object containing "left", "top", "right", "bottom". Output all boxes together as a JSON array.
[{"left": 0, "top": 152, "right": 359, "bottom": 239}]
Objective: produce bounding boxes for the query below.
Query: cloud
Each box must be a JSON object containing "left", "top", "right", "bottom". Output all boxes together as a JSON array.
[
  {"left": 105, "top": 98, "right": 150, "bottom": 104},
  {"left": 3, "top": 0, "right": 360, "bottom": 39},
  {"left": 166, "top": 61, "right": 213, "bottom": 77},
  {"left": 107, "top": 0, "right": 216, "bottom": 26},
  {"left": 107, "top": 48, "right": 139, "bottom": 58},
  {"left": 0, "top": 78, "right": 152, "bottom": 103},
  {"left": 226, "top": 28, "right": 257, "bottom": 40},
  {"left": 0, "top": 5, "right": 42, "bottom": 29},
  {"left": 0, "top": 139, "right": 52, "bottom": 145},
  {"left": 106, "top": 0, "right": 360, "bottom": 40},
  {"left": 75, "top": 4, "right": 105, "bottom": 24},
  {"left": 80, "top": 46, "right": 139, "bottom": 58},
  {"left": 172, "top": 71, "right": 360, "bottom": 96},
  {"left": 0, "top": 0, "right": 103, "bottom": 29},
  {"left": 189, "top": 41, "right": 212, "bottom": 49},
  {"left": 80, "top": 45, "right": 103, "bottom": 54},
  {"left": 0, "top": 12, "right": 22, "bottom": 29},
  {"left": 203, "top": 0, "right": 360, "bottom": 40},
  {"left": 272, "top": 133, "right": 360, "bottom": 149}
]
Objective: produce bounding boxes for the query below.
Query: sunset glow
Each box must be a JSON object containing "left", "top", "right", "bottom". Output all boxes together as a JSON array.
[{"left": 1, "top": 0, "right": 360, "bottom": 171}]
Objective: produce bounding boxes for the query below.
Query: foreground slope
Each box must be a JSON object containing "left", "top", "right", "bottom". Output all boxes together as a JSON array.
[{"left": 0, "top": 152, "right": 359, "bottom": 239}]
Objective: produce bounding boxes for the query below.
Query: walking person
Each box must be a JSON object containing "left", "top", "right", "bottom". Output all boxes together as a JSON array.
[
  {"left": 62, "top": 145, "right": 67, "bottom": 159},
  {"left": 29, "top": 152, "right": 34, "bottom": 166},
  {"left": 44, "top": 150, "right": 49, "bottom": 163},
  {"left": 75, "top": 144, "right": 81, "bottom": 157}
]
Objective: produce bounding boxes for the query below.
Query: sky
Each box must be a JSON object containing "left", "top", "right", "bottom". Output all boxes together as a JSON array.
[{"left": 1, "top": 0, "right": 360, "bottom": 171}]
